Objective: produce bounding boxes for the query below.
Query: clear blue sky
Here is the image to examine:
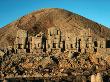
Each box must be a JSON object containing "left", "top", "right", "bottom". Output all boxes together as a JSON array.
[{"left": 0, "top": 0, "right": 110, "bottom": 28}]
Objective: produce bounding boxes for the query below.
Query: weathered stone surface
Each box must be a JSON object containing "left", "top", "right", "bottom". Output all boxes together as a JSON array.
[
  {"left": 0, "top": 50, "right": 5, "bottom": 57},
  {"left": 91, "top": 74, "right": 96, "bottom": 82},
  {"left": 96, "top": 73, "right": 103, "bottom": 82}
]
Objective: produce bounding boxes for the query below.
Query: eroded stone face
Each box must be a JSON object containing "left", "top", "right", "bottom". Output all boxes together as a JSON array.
[
  {"left": 13, "top": 27, "right": 109, "bottom": 54},
  {"left": 14, "top": 30, "right": 27, "bottom": 49}
]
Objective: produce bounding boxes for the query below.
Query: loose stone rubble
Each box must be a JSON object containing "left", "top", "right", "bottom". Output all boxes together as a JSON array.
[{"left": 0, "top": 27, "right": 110, "bottom": 82}]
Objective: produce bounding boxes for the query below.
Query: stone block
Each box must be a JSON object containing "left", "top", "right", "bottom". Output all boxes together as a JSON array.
[
  {"left": 91, "top": 74, "right": 96, "bottom": 82},
  {"left": 17, "top": 49, "right": 26, "bottom": 54},
  {"left": 96, "top": 73, "right": 103, "bottom": 82},
  {"left": 0, "top": 50, "right": 5, "bottom": 57}
]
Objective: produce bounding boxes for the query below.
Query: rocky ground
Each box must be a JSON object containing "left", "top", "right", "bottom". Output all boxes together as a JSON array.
[{"left": 0, "top": 49, "right": 110, "bottom": 82}]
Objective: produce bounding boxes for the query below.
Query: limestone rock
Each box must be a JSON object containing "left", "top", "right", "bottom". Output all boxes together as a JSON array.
[
  {"left": 96, "top": 73, "right": 103, "bottom": 82},
  {"left": 0, "top": 50, "right": 5, "bottom": 57},
  {"left": 91, "top": 74, "right": 96, "bottom": 82}
]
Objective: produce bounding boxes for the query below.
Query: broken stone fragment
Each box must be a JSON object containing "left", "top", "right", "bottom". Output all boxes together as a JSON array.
[
  {"left": 50, "top": 55, "right": 59, "bottom": 64},
  {"left": 96, "top": 73, "right": 103, "bottom": 82},
  {"left": 68, "top": 51, "right": 73, "bottom": 59},
  {"left": 91, "top": 74, "right": 96, "bottom": 82},
  {"left": 82, "top": 76, "right": 87, "bottom": 82},
  {"left": 2, "top": 79, "right": 8, "bottom": 82},
  {"left": 44, "top": 73, "right": 50, "bottom": 77}
]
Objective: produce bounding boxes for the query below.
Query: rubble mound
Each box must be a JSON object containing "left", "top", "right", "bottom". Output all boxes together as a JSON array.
[{"left": 1, "top": 50, "right": 110, "bottom": 81}]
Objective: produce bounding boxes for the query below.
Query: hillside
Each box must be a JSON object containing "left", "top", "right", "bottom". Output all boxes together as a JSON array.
[{"left": 0, "top": 8, "right": 110, "bottom": 48}]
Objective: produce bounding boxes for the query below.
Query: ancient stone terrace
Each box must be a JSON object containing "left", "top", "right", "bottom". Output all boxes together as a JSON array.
[{"left": 12, "top": 27, "right": 110, "bottom": 54}]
